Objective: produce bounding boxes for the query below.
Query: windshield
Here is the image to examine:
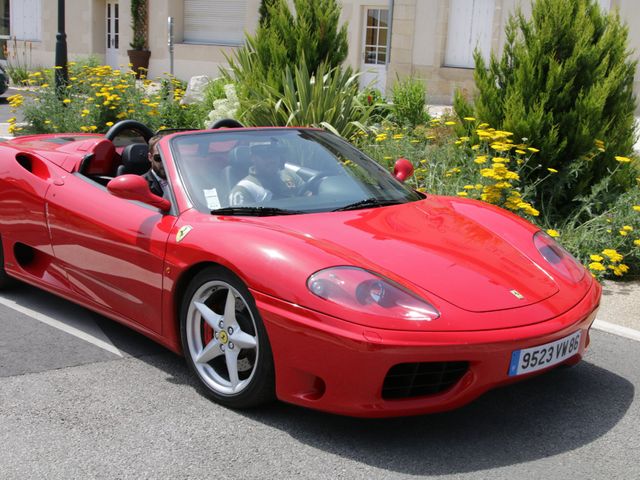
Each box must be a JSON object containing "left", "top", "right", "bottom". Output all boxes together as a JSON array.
[{"left": 170, "top": 129, "right": 422, "bottom": 215}]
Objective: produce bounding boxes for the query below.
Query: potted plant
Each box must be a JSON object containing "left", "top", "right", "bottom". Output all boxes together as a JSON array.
[{"left": 127, "top": 0, "right": 150, "bottom": 77}]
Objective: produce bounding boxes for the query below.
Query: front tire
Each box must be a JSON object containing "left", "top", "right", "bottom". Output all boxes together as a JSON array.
[{"left": 180, "top": 267, "right": 275, "bottom": 408}]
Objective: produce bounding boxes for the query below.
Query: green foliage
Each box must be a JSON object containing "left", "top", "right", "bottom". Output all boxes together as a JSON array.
[
  {"left": 358, "top": 87, "right": 392, "bottom": 123},
  {"left": 461, "top": 0, "right": 638, "bottom": 220},
  {"left": 391, "top": 76, "right": 428, "bottom": 126},
  {"left": 258, "top": 0, "right": 277, "bottom": 25},
  {"left": 130, "top": 0, "right": 148, "bottom": 50},
  {"left": 4, "top": 38, "right": 34, "bottom": 85},
  {"left": 240, "top": 61, "right": 371, "bottom": 138},
  {"left": 202, "top": 78, "right": 229, "bottom": 108},
  {"left": 225, "top": 0, "right": 349, "bottom": 95},
  {"left": 550, "top": 186, "right": 640, "bottom": 279}
]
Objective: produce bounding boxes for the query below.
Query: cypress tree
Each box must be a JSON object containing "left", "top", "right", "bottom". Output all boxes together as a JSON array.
[
  {"left": 226, "top": 0, "right": 349, "bottom": 94},
  {"left": 466, "top": 0, "right": 637, "bottom": 218}
]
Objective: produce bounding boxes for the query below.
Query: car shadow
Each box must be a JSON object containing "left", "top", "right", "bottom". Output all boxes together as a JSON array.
[
  {"left": 0, "top": 284, "right": 634, "bottom": 475},
  {"left": 234, "top": 361, "right": 634, "bottom": 475}
]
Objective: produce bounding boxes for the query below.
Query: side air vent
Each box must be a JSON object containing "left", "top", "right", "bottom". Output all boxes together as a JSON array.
[
  {"left": 16, "top": 154, "right": 32, "bottom": 172},
  {"left": 15, "top": 153, "right": 52, "bottom": 180}
]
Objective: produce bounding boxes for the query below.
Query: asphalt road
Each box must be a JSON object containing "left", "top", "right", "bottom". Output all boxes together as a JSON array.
[{"left": 0, "top": 283, "right": 638, "bottom": 479}]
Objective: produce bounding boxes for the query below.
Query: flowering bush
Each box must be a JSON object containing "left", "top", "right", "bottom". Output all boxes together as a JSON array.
[
  {"left": 8, "top": 63, "right": 203, "bottom": 135},
  {"left": 205, "top": 83, "right": 240, "bottom": 127}
]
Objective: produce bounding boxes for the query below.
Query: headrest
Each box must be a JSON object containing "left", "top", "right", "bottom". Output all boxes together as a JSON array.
[
  {"left": 229, "top": 146, "right": 251, "bottom": 168},
  {"left": 118, "top": 144, "right": 150, "bottom": 176}
]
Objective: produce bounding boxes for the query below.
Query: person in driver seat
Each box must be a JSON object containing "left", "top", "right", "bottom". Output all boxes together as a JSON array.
[
  {"left": 143, "top": 135, "right": 168, "bottom": 197},
  {"left": 229, "top": 144, "right": 303, "bottom": 206}
]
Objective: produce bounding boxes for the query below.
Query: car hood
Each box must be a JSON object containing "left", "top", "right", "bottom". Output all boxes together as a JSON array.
[{"left": 239, "top": 198, "right": 559, "bottom": 314}]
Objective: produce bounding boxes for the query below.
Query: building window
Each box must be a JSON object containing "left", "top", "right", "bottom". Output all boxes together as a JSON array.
[
  {"left": 183, "top": 0, "right": 248, "bottom": 45},
  {"left": 11, "top": 0, "right": 41, "bottom": 41},
  {"left": 363, "top": 9, "right": 389, "bottom": 66},
  {"left": 444, "top": 0, "right": 494, "bottom": 68}
]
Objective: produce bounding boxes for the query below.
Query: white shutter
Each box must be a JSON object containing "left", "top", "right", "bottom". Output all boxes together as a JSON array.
[
  {"left": 444, "top": 0, "right": 495, "bottom": 68},
  {"left": 184, "top": 0, "right": 247, "bottom": 45},
  {"left": 12, "top": 0, "right": 41, "bottom": 41}
]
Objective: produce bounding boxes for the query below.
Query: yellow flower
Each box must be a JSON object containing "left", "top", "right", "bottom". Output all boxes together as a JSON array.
[
  {"left": 463, "top": 185, "right": 475, "bottom": 190},
  {"left": 463, "top": 117, "right": 476, "bottom": 121},
  {"left": 457, "top": 191, "right": 468, "bottom": 197},
  {"left": 547, "top": 168, "right": 558, "bottom": 173},
  {"left": 622, "top": 225, "right": 633, "bottom": 232},
  {"left": 602, "top": 249, "right": 623, "bottom": 263},
  {"left": 62, "top": 98, "right": 71, "bottom": 104},
  {"left": 392, "top": 133, "right": 404, "bottom": 140},
  {"left": 527, "top": 147, "right": 540, "bottom": 153},
  {"left": 105, "top": 121, "right": 114, "bottom": 127},
  {"left": 589, "top": 262, "right": 606, "bottom": 272},
  {"left": 590, "top": 254, "right": 604, "bottom": 262},
  {"left": 632, "top": 205, "right": 640, "bottom": 212},
  {"left": 474, "top": 156, "right": 488, "bottom": 164},
  {"left": 40, "top": 83, "right": 49, "bottom": 88},
  {"left": 610, "top": 264, "right": 629, "bottom": 276},
  {"left": 619, "top": 230, "right": 628, "bottom": 236},
  {"left": 614, "top": 156, "right": 632, "bottom": 163},
  {"left": 634, "top": 239, "right": 640, "bottom": 247},
  {"left": 444, "top": 121, "right": 457, "bottom": 126},
  {"left": 546, "top": 229, "right": 560, "bottom": 238},
  {"left": 515, "top": 149, "right": 526, "bottom": 155}
]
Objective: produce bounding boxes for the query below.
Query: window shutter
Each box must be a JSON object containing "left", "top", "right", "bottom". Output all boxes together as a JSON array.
[
  {"left": 444, "top": 0, "right": 495, "bottom": 68},
  {"left": 12, "top": 0, "right": 41, "bottom": 41},
  {"left": 184, "top": 0, "right": 247, "bottom": 45}
]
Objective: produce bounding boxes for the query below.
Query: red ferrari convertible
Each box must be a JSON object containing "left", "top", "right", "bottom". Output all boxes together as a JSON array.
[{"left": 0, "top": 120, "right": 600, "bottom": 417}]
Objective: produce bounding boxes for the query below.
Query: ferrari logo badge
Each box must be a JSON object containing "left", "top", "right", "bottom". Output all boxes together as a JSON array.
[
  {"left": 510, "top": 289, "right": 525, "bottom": 300},
  {"left": 218, "top": 331, "right": 229, "bottom": 344},
  {"left": 176, "top": 225, "right": 193, "bottom": 243}
]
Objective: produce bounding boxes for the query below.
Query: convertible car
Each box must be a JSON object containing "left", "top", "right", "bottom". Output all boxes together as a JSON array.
[{"left": 0, "top": 120, "right": 600, "bottom": 417}]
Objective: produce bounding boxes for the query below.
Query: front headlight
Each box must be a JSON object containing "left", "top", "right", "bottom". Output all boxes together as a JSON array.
[
  {"left": 307, "top": 267, "right": 440, "bottom": 321},
  {"left": 533, "top": 231, "right": 585, "bottom": 283}
]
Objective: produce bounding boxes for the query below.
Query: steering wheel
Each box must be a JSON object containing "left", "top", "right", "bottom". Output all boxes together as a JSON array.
[
  {"left": 297, "top": 173, "right": 326, "bottom": 196},
  {"left": 210, "top": 118, "right": 244, "bottom": 129},
  {"left": 105, "top": 120, "right": 155, "bottom": 142}
]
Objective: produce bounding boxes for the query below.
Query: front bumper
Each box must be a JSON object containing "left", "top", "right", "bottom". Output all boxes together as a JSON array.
[{"left": 253, "top": 280, "right": 601, "bottom": 418}]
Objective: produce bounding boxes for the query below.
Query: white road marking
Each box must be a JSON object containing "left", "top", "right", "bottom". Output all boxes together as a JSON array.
[
  {"left": 592, "top": 319, "right": 640, "bottom": 342},
  {"left": 0, "top": 295, "right": 123, "bottom": 357}
]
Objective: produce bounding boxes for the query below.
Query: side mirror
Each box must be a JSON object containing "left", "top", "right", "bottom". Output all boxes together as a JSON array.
[
  {"left": 107, "top": 175, "right": 171, "bottom": 212},
  {"left": 393, "top": 157, "right": 414, "bottom": 182}
]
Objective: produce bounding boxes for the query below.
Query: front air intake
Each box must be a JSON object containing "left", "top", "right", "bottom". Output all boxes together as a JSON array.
[{"left": 382, "top": 361, "right": 469, "bottom": 399}]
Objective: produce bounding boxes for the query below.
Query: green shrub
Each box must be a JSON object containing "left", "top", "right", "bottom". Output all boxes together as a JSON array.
[
  {"left": 4, "top": 38, "right": 35, "bottom": 85},
  {"left": 391, "top": 76, "right": 428, "bottom": 126},
  {"left": 225, "top": 0, "right": 349, "bottom": 107},
  {"left": 457, "top": 0, "right": 638, "bottom": 220},
  {"left": 240, "top": 61, "right": 371, "bottom": 138},
  {"left": 358, "top": 87, "right": 392, "bottom": 124}
]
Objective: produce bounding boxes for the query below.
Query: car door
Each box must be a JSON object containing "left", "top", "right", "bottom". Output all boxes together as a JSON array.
[{"left": 45, "top": 173, "right": 177, "bottom": 333}]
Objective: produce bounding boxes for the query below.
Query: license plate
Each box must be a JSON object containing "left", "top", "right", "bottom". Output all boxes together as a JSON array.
[{"left": 508, "top": 331, "right": 582, "bottom": 376}]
